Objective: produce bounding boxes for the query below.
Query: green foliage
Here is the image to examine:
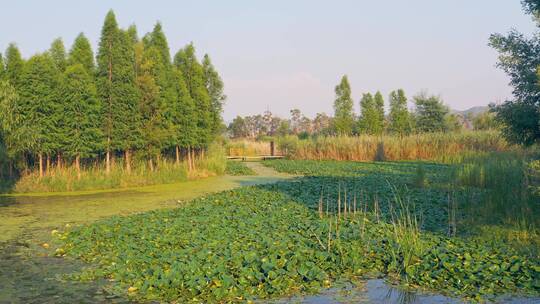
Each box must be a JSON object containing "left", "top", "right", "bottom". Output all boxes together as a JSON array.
[
  {"left": 171, "top": 67, "right": 197, "bottom": 149},
  {"left": 358, "top": 92, "right": 384, "bottom": 135},
  {"left": 68, "top": 33, "right": 95, "bottom": 72},
  {"left": 19, "top": 53, "right": 61, "bottom": 155},
  {"left": 444, "top": 113, "right": 463, "bottom": 132},
  {"left": 225, "top": 161, "right": 256, "bottom": 175},
  {"left": 96, "top": 11, "right": 141, "bottom": 152},
  {"left": 472, "top": 111, "right": 499, "bottom": 130},
  {"left": 203, "top": 54, "right": 226, "bottom": 135},
  {"left": 333, "top": 75, "right": 354, "bottom": 135},
  {"left": 489, "top": 3, "right": 540, "bottom": 145},
  {"left": 229, "top": 116, "right": 249, "bottom": 138},
  {"left": 414, "top": 93, "right": 449, "bottom": 133},
  {"left": 0, "top": 80, "right": 20, "bottom": 158},
  {"left": 0, "top": 52, "right": 5, "bottom": 80},
  {"left": 174, "top": 44, "right": 213, "bottom": 148},
  {"left": 4, "top": 43, "right": 24, "bottom": 87},
  {"left": 61, "top": 64, "right": 102, "bottom": 158},
  {"left": 522, "top": 0, "right": 540, "bottom": 25},
  {"left": 49, "top": 38, "right": 67, "bottom": 72},
  {"left": 134, "top": 42, "right": 171, "bottom": 161},
  {"left": 59, "top": 158, "right": 539, "bottom": 302},
  {"left": 388, "top": 89, "right": 412, "bottom": 135}
]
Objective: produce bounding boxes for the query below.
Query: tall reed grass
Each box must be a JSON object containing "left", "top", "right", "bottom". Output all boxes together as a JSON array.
[
  {"left": 450, "top": 151, "right": 540, "bottom": 256},
  {"left": 226, "top": 139, "right": 273, "bottom": 156},
  {"left": 277, "top": 131, "right": 509, "bottom": 162}
]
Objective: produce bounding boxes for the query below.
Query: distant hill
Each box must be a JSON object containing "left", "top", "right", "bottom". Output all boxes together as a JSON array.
[
  {"left": 450, "top": 106, "right": 490, "bottom": 130},
  {"left": 451, "top": 106, "right": 489, "bottom": 117}
]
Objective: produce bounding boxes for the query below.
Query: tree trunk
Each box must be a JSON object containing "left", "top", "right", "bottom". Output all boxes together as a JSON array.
[
  {"left": 187, "top": 146, "right": 192, "bottom": 171},
  {"left": 75, "top": 154, "right": 81, "bottom": 180},
  {"left": 148, "top": 158, "right": 154, "bottom": 172},
  {"left": 106, "top": 137, "right": 111, "bottom": 175},
  {"left": 57, "top": 152, "right": 62, "bottom": 170},
  {"left": 125, "top": 149, "right": 131, "bottom": 174},
  {"left": 175, "top": 146, "right": 180, "bottom": 166},
  {"left": 8, "top": 160, "right": 13, "bottom": 179},
  {"left": 46, "top": 154, "right": 51, "bottom": 175},
  {"left": 201, "top": 148, "right": 205, "bottom": 160},
  {"left": 38, "top": 152, "right": 43, "bottom": 178},
  {"left": 191, "top": 147, "right": 196, "bottom": 170}
]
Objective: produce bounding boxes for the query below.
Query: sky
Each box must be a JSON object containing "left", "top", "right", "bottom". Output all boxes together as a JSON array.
[{"left": 0, "top": 1, "right": 537, "bottom": 121}]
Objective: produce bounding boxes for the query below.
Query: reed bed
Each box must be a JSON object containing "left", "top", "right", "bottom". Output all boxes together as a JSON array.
[
  {"left": 277, "top": 131, "right": 509, "bottom": 162},
  {"left": 226, "top": 139, "right": 273, "bottom": 156}
]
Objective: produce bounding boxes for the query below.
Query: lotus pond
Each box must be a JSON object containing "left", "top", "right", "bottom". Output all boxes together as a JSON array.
[{"left": 55, "top": 154, "right": 540, "bottom": 303}]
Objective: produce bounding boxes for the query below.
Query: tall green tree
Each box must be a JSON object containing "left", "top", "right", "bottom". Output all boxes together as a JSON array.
[
  {"left": 143, "top": 22, "right": 177, "bottom": 153},
  {"left": 68, "top": 33, "right": 95, "bottom": 72},
  {"left": 145, "top": 22, "right": 171, "bottom": 65},
  {"left": 0, "top": 53, "right": 5, "bottom": 80},
  {"left": 61, "top": 64, "right": 102, "bottom": 179},
  {"left": 333, "top": 75, "right": 354, "bottom": 135},
  {"left": 50, "top": 38, "right": 67, "bottom": 72},
  {"left": 5, "top": 43, "right": 24, "bottom": 87},
  {"left": 174, "top": 44, "right": 212, "bottom": 155},
  {"left": 170, "top": 66, "right": 196, "bottom": 166},
  {"left": 134, "top": 41, "right": 171, "bottom": 170},
  {"left": 0, "top": 80, "right": 21, "bottom": 177},
  {"left": 19, "top": 54, "right": 61, "bottom": 176},
  {"left": 489, "top": 0, "right": 540, "bottom": 145},
  {"left": 202, "top": 54, "right": 226, "bottom": 135},
  {"left": 388, "top": 89, "right": 412, "bottom": 135},
  {"left": 358, "top": 92, "right": 384, "bottom": 135},
  {"left": 96, "top": 10, "right": 141, "bottom": 173},
  {"left": 414, "top": 92, "right": 448, "bottom": 133},
  {"left": 126, "top": 25, "right": 139, "bottom": 45}
]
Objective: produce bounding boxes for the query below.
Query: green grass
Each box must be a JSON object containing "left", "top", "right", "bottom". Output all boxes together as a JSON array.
[
  {"left": 56, "top": 156, "right": 540, "bottom": 302},
  {"left": 225, "top": 161, "right": 256, "bottom": 176}
]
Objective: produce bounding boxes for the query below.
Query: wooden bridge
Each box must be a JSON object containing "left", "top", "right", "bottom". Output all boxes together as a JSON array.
[{"left": 226, "top": 155, "right": 285, "bottom": 161}]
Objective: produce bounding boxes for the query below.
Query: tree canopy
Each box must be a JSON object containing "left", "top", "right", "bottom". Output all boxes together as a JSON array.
[
  {"left": 489, "top": 0, "right": 540, "bottom": 145},
  {"left": 333, "top": 75, "right": 354, "bottom": 135},
  {"left": 414, "top": 93, "right": 449, "bottom": 133},
  {"left": 388, "top": 89, "right": 412, "bottom": 135}
]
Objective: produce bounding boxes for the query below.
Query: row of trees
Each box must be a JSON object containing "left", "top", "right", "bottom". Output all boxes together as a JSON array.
[
  {"left": 0, "top": 10, "right": 225, "bottom": 178},
  {"left": 228, "top": 110, "right": 331, "bottom": 138},
  {"left": 228, "top": 79, "right": 475, "bottom": 139},
  {"left": 332, "top": 75, "right": 464, "bottom": 136}
]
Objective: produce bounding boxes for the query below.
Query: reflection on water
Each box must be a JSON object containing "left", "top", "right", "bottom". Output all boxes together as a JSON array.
[
  {"left": 364, "top": 279, "right": 461, "bottom": 304},
  {"left": 269, "top": 279, "right": 539, "bottom": 304}
]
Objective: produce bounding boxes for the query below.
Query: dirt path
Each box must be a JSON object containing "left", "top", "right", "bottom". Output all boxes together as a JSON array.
[{"left": 0, "top": 165, "right": 291, "bottom": 303}]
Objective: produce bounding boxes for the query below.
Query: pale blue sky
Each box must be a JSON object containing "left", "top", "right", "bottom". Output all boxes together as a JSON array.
[{"left": 0, "top": 1, "right": 536, "bottom": 120}]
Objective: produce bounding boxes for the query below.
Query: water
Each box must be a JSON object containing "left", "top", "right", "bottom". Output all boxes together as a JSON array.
[{"left": 270, "top": 279, "right": 540, "bottom": 304}]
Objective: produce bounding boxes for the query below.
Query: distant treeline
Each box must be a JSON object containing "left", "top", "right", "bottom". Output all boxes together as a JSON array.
[
  {"left": 228, "top": 78, "right": 497, "bottom": 139},
  {"left": 0, "top": 10, "right": 225, "bottom": 179}
]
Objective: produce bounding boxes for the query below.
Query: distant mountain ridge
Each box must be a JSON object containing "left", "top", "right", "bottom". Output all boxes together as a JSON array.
[
  {"left": 451, "top": 106, "right": 489, "bottom": 117},
  {"left": 450, "top": 106, "right": 490, "bottom": 130}
]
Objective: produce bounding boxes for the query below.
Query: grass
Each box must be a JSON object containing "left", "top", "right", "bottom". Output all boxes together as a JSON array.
[
  {"left": 55, "top": 155, "right": 540, "bottom": 302},
  {"left": 276, "top": 131, "right": 509, "bottom": 162},
  {"left": 6, "top": 144, "right": 228, "bottom": 193}
]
